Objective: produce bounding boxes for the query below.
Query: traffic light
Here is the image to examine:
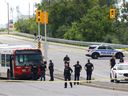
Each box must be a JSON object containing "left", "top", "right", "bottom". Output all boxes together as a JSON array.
[
  {"left": 44, "top": 12, "right": 48, "bottom": 24},
  {"left": 36, "top": 10, "right": 42, "bottom": 23},
  {"left": 110, "top": 9, "right": 116, "bottom": 19},
  {"left": 41, "top": 11, "right": 48, "bottom": 24},
  {"left": 36, "top": 10, "right": 48, "bottom": 24}
]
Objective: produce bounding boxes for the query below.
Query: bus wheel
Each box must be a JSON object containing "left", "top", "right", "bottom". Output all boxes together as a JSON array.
[{"left": 7, "top": 69, "right": 11, "bottom": 80}]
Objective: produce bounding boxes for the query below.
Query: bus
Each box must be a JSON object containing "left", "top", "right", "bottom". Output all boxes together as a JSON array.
[{"left": 0, "top": 44, "right": 43, "bottom": 80}]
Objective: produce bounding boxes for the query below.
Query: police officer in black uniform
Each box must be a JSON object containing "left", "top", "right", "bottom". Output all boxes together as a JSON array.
[
  {"left": 40, "top": 61, "right": 47, "bottom": 81},
  {"left": 110, "top": 56, "right": 116, "bottom": 68},
  {"left": 84, "top": 59, "right": 94, "bottom": 83},
  {"left": 31, "top": 64, "right": 38, "bottom": 80},
  {"left": 119, "top": 56, "right": 124, "bottom": 63},
  {"left": 73, "top": 61, "right": 82, "bottom": 85},
  {"left": 49, "top": 60, "right": 54, "bottom": 81},
  {"left": 63, "top": 55, "right": 70, "bottom": 64},
  {"left": 64, "top": 62, "right": 73, "bottom": 88}
]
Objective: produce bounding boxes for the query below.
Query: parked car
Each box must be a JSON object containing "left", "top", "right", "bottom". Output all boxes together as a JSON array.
[
  {"left": 110, "top": 63, "right": 128, "bottom": 83},
  {"left": 86, "top": 44, "right": 124, "bottom": 59}
]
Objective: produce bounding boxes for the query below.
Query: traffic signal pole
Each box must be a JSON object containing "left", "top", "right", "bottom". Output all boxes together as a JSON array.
[
  {"left": 36, "top": 10, "right": 41, "bottom": 49},
  {"left": 44, "top": 11, "right": 48, "bottom": 61},
  {"left": 38, "top": 22, "right": 40, "bottom": 37},
  {"left": 38, "top": 22, "right": 41, "bottom": 49},
  {"left": 36, "top": 9, "right": 48, "bottom": 61}
]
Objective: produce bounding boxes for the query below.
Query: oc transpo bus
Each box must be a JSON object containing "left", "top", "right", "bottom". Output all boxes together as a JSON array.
[{"left": 0, "top": 44, "right": 43, "bottom": 80}]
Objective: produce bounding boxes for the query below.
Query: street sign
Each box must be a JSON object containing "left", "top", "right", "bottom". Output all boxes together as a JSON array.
[{"left": 36, "top": 35, "right": 42, "bottom": 41}]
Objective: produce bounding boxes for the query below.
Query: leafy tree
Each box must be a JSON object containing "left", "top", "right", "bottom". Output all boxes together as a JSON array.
[
  {"left": 14, "top": 0, "right": 128, "bottom": 44},
  {"left": 64, "top": 22, "right": 82, "bottom": 40}
]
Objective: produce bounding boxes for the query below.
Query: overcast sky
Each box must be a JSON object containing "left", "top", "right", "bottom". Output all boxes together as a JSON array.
[
  {"left": 0, "top": 0, "right": 128, "bottom": 25},
  {"left": 0, "top": 0, "right": 41, "bottom": 25}
]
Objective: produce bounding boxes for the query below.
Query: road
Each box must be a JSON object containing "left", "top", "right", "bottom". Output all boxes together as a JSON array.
[
  {"left": 0, "top": 34, "right": 122, "bottom": 81},
  {"left": 0, "top": 34, "right": 128, "bottom": 95},
  {"left": 0, "top": 81, "right": 128, "bottom": 96}
]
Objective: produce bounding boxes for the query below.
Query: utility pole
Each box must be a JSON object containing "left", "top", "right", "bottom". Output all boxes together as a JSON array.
[
  {"left": 33, "top": 3, "right": 35, "bottom": 16},
  {"left": 107, "top": 0, "right": 110, "bottom": 7},
  {"left": 16, "top": 6, "right": 20, "bottom": 21},
  {"left": 29, "top": 3, "right": 30, "bottom": 19},
  {"left": 7, "top": 2, "right": 9, "bottom": 34}
]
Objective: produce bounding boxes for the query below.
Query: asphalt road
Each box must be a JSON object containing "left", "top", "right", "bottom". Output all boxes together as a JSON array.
[
  {"left": 0, "top": 35, "right": 128, "bottom": 92},
  {"left": 0, "top": 81, "right": 128, "bottom": 96},
  {"left": 0, "top": 34, "right": 123, "bottom": 81}
]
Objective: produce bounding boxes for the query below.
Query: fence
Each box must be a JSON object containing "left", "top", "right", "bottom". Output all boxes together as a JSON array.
[{"left": 1, "top": 32, "right": 128, "bottom": 48}]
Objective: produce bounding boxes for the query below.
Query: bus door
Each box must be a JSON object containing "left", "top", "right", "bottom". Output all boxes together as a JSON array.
[
  {"left": 0, "top": 54, "right": 12, "bottom": 78},
  {"left": 9, "top": 55, "right": 14, "bottom": 79}
]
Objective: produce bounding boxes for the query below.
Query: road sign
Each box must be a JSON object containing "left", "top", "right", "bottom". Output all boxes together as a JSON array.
[{"left": 36, "top": 35, "right": 42, "bottom": 41}]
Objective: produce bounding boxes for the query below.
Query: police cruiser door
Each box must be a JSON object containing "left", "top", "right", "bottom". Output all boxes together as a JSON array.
[{"left": 98, "top": 46, "right": 114, "bottom": 56}]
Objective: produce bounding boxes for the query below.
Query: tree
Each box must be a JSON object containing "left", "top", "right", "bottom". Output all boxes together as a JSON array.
[{"left": 64, "top": 22, "right": 82, "bottom": 40}]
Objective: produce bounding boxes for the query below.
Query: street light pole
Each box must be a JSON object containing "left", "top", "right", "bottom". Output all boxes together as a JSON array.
[
  {"left": 44, "top": 11, "right": 48, "bottom": 61},
  {"left": 7, "top": 2, "right": 9, "bottom": 34}
]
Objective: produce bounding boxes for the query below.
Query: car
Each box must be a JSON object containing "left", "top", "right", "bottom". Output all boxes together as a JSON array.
[
  {"left": 86, "top": 44, "right": 124, "bottom": 59},
  {"left": 110, "top": 63, "right": 128, "bottom": 83}
]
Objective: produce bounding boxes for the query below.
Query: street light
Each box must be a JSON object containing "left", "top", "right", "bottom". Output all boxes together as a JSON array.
[
  {"left": 7, "top": 2, "right": 9, "bottom": 34},
  {"left": 4, "top": 0, "right": 9, "bottom": 34}
]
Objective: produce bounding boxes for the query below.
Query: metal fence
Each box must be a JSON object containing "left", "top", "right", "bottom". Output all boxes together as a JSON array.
[{"left": 1, "top": 32, "right": 128, "bottom": 48}]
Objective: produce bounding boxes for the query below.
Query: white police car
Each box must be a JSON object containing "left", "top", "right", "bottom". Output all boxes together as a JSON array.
[
  {"left": 86, "top": 45, "right": 124, "bottom": 59},
  {"left": 110, "top": 63, "right": 128, "bottom": 83}
]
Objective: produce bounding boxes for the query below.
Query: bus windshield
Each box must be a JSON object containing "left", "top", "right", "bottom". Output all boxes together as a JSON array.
[{"left": 15, "top": 50, "right": 43, "bottom": 66}]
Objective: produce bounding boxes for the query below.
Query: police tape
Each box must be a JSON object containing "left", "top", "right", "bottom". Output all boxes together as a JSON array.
[
  {"left": 0, "top": 78, "right": 110, "bottom": 83},
  {"left": 118, "top": 48, "right": 128, "bottom": 51}
]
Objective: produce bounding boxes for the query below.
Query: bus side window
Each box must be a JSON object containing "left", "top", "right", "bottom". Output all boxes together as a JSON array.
[
  {"left": 6, "top": 54, "right": 10, "bottom": 67},
  {"left": 1, "top": 54, "right": 11, "bottom": 67},
  {"left": 1, "top": 54, "right": 5, "bottom": 67}
]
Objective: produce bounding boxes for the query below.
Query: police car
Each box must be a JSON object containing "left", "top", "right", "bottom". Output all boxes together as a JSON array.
[
  {"left": 86, "top": 44, "right": 124, "bottom": 59},
  {"left": 110, "top": 62, "right": 128, "bottom": 83}
]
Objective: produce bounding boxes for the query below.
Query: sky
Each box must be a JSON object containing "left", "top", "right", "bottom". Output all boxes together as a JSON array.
[
  {"left": 0, "top": 0, "right": 41, "bottom": 25},
  {"left": 0, "top": 0, "right": 128, "bottom": 25}
]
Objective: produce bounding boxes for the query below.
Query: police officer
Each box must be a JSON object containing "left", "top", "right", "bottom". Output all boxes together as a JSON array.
[
  {"left": 64, "top": 62, "right": 73, "bottom": 88},
  {"left": 40, "top": 61, "right": 47, "bottom": 81},
  {"left": 110, "top": 56, "right": 116, "bottom": 68},
  {"left": 31, "top": 64, "right": 38, "bottom": 80},
  {"left": 119, "top": 56, "right": 124, "bottom": 63},
  {"left": 73, "top": 61, "right": 82, "bottom": 85},
  {"left": 49, "top": 60, "right": 54, "bottom": 81},
  {"left": 63, "top": 55, "right": 70, "bottom": 64},
  {"left": 84, "top": 59, "right": 94, "bottom": 83}
]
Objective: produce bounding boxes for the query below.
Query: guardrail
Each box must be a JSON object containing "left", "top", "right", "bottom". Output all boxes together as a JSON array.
[{"left": 1, "top": 31, "right": 128, "bottom": 48}]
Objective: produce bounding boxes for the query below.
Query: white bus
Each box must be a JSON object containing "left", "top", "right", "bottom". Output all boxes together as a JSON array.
[{"left": 0, "top": 44, "right": 43, "bottom": 80}]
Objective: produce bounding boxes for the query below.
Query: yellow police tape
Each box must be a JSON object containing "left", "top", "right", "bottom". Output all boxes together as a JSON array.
[
  {"left": 0, "top": 78, "right": 110, "bottom": 83},
  {"left": 118, "top": 48, "right": 128, "bottom": 51}
]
